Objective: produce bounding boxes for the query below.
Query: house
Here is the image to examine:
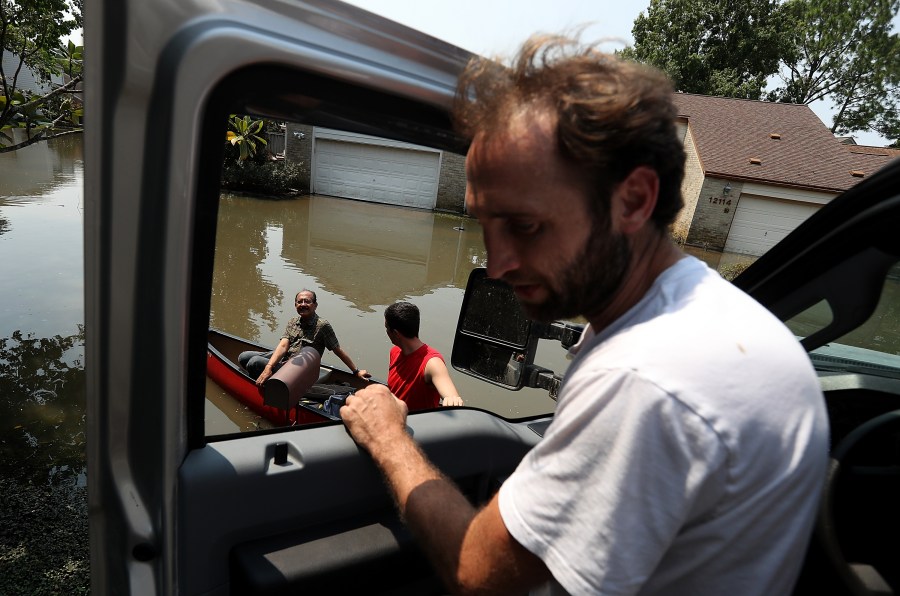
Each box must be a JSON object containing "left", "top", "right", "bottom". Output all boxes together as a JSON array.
[
  {"left": 672, "top": 93, "right": 898, "bottom": 256},
  {"left": 1, "top": 51, "right": 64, "bottom": 96},
  {"left": 283, "top": 95, "right": 899, "bottom": 230},
  {"left": 285, "top": 123, "right": 467, "bottom": 213}
]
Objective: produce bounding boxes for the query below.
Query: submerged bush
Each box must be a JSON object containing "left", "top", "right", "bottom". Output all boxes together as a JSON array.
[{"left": 221, "top": 159, "right": 304, "bottom": 196}]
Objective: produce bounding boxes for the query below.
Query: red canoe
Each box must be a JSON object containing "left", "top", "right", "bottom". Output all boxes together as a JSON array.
[{"left": 207, "top": 328, "right": 378, "bottom": 426}]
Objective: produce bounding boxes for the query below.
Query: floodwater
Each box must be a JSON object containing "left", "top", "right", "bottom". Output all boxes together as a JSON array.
[
  {"left": 0, "top": 135, "right": 86, "bottom": 486},
  {"left": 0, "top": 135, "right": 88, "bottom": 593},
  {"left": 205, "top": 193, "right": 563, "bottom": 434}
]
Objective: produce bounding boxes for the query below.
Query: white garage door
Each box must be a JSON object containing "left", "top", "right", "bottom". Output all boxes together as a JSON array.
[
  {"left": 724, "top": 195, "right": 820, "bottom": 256},
  {"left": 313, "top": 138, "right": 440, "bottom": 210}
]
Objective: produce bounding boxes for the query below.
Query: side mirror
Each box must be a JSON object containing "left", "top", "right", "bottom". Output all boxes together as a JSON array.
[
  {"left": 451, "top": 269, "right": 536, "bottom": 389},
  {"left": 451, "top": 268, "right": 585, "bottom": 397}
]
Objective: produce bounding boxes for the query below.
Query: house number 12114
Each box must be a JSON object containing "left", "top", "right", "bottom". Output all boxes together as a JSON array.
[{"left": 708, "top": 197, "right": 732, "bottom": 205}]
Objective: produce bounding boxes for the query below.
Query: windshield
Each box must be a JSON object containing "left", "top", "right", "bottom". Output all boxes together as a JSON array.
[{"left": 783, "top": 262, "right": 900, "bottom": 380}]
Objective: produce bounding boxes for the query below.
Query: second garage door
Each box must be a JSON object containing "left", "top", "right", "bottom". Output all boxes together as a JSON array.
[
  {"left": 313, "top": 137, "right": 440, "bottom": 210},
  {"left": 724, "top": 195, "right": 820, "bottom": 256}
]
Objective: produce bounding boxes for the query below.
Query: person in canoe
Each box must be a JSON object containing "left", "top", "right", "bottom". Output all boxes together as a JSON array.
[
  {"left": 239, "top": 289, "right": 370, "bottom": 386},
  {"left": 383, "top": 301, "right": 464, "bottom": 411}
]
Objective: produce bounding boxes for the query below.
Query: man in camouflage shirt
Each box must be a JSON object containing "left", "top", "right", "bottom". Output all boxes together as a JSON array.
[{"left": 239, "top": 289, "right": 370, "bottom": 385}]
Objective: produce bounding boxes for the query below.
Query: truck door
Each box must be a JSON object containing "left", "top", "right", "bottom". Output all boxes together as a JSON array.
[{"left": 84, "top": 1, "right": 554, "bottom": 593}]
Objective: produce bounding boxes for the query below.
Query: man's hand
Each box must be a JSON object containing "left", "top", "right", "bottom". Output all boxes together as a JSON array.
[
  {"left": 342, "top": 384, "right": 548, "bottom": 594},
  {"left": 341, "top": 384, "right": 408, "bottom": 453},
  {"left": 255, "top": 366, "right": 274, "bottom": 387},
  {"left": 355, "top": 368, "right": 372, "bottom": 380},
  {"left": 441, "top": 395, "right": 465, "bottom": 407}
]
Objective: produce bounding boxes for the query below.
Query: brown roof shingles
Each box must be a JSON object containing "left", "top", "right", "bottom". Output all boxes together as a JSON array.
[{"left": 672, "top": 93, "right": 896, "bottom": 192}]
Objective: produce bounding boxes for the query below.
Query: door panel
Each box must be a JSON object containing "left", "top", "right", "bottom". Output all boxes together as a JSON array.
[
  {"left": 179, "top": 410, "right": 544, "bottom": 594},
  {"left": 88, "top": 0, "right": 900, "bottom": 592},
  {"left": 85, "top": 1, "right": 479, "bottom": 593}
]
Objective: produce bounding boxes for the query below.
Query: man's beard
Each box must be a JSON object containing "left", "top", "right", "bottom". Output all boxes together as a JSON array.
[{"left": 519, "top": 221, "right": 631, "bottom": 323}]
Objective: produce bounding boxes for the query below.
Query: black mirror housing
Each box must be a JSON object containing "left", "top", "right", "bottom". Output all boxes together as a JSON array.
[{"left": 451, "top": 269, "right": 537, "bottom": 389}]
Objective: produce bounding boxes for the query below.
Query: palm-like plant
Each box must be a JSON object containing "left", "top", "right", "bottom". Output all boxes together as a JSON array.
[{"left": 225, "top": 114, "right": 268, "bottom": 161}]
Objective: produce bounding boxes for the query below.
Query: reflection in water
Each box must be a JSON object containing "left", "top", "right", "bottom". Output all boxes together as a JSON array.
[
  {"left": 211, "top": 193, "right": 486, "bottom": 325},
  {"left": 0, "top": 131, "right": 84, "bottom": 199},
  {"left": 0, "top": 136, "right": 84, "bottom": 340},
  {"left": 0, "top": 135, "right": 88, "bottom": 593},
  {"left": 209, "top": 193, "right": 561, "bottom": 433},
  {"left": 0, "top": 328, "right": 86, "bottom": 485},
  {"left": 0, "top": 135, "right": 86, "bottom": 454}
]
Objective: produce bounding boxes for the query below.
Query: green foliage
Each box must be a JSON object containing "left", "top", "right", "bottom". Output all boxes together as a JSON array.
[
  {"left": 624, "top": 0, "right": 788, "bottom": 99},
  {"left": 771, "top": 0, "right": 899, "bottom": 140},
  {"left": 222, "top": 115, "right": 299, "bottom": 195},
  {"left": 225, "top": 114, "right": 268, "bottom": 161},
  {"left": 221, "top": 159, "right": 304, "bottom": 196},
  {"left": 624, "top": 0, "right": 900, "bottom": 144},
  {"left": 51, "top": 39, "right": 83, "bottom": 79},
  {"left": 1, "top": 0, "right": 83, "bottom": 152}
]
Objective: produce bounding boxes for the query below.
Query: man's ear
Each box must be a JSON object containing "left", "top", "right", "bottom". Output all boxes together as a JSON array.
[{"left": 611, "top": 166, "right": 659, "bottom": 235}]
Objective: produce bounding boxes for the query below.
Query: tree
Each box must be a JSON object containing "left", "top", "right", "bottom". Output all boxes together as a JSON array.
[
  {"left": 221, "top": 114, "right": 302, "bottom": 195},
  {"left": 622, "top": 0, "right": 789, "bottom": 99},
  {"left": 225, "top": 114, "right": 268, "bottom": 162},
  {"left": 771, "top": 0, "right": 900, "bottom": 140},
  {"left": 0, "top": 0, "right": 82, "bottom": 153}
]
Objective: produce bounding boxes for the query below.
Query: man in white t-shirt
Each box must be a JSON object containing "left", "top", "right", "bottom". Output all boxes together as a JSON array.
[{"left": 341, "top": 35, "right": 828, "bottom": 595}]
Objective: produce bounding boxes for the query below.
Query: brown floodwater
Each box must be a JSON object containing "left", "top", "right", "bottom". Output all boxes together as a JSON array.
[
  {"left": 204, "top": 193, "right": 900, "bottom": 435},
  {"left": 205, "top": 193, "right": 565, "bottom": 435}
]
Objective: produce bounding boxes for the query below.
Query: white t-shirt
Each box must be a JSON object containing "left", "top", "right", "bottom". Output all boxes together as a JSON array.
[{"left": 499, "top": 256, "right": 829, "bottom": 596}]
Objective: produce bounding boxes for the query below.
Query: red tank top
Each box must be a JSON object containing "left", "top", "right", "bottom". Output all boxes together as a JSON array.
[{"left": 388, "top": 344, "right": 443, "bottom": 411}]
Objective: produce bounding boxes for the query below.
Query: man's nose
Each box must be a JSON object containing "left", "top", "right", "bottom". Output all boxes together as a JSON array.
[{"left": 484, "top": 228, "right": 519, "bottom": 280}]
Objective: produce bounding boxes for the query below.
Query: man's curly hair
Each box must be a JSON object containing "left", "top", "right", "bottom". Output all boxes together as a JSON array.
[{"left": 454, "top": 35, "right": 685, "bottom": 228}]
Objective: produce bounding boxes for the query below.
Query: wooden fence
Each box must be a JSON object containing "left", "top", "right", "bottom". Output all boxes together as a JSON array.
[{"left": 266, "top": 131, "right": 286, "bottom": 156}]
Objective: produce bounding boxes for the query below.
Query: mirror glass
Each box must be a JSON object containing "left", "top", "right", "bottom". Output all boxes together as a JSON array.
[
  {"left": 452, "top": 268, "right": 536, "bottom": 389},
  {"left": 458, "top": 269, "right": 531, "bottom": 348}
]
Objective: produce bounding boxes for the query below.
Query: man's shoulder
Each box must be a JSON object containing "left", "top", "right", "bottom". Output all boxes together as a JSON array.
[
  {"left": 423, "top": 343, "right": 443, "bottom": 359},
  {"left": 312, "top": 314, "right": 333, "bottom": 329},
  {"left": 423, "top": 347, "right": 445, "bottom": 368}
]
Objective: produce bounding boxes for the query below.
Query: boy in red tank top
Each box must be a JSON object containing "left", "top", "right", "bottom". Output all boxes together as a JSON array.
[{"left": 384, "top": 302, "right": 464, "bottom": 411}]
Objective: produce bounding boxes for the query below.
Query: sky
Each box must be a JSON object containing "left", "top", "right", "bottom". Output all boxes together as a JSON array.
[
  {"left": 341, "top": 0, "right": 895, "bottom": 147},
  {"left": 65, "top": 0, "right": 895, "bottom": 146}
]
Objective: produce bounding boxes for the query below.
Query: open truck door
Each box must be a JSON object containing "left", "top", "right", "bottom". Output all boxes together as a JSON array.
[
  {"left": 84, "top": 1, "right": 556, "bottom": 593},
  {"left": 86, "top": 0, "right": 900, "bottom": 592}
]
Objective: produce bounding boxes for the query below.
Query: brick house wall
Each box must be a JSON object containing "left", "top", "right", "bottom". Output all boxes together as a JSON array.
[
  {"left": 435, "top": 151, "right": 466, "bottom": 213},
  {"left": 672, "top": 123, "right": 704, "bottom": 244},
  {"left": 285, "top": 122, "right": 314, "bottom": 193}
]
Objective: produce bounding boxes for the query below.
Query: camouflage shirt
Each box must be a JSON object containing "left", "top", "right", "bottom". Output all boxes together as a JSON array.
[{"left": 282, "top": 314, "right": 339, "bottom": 357}]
